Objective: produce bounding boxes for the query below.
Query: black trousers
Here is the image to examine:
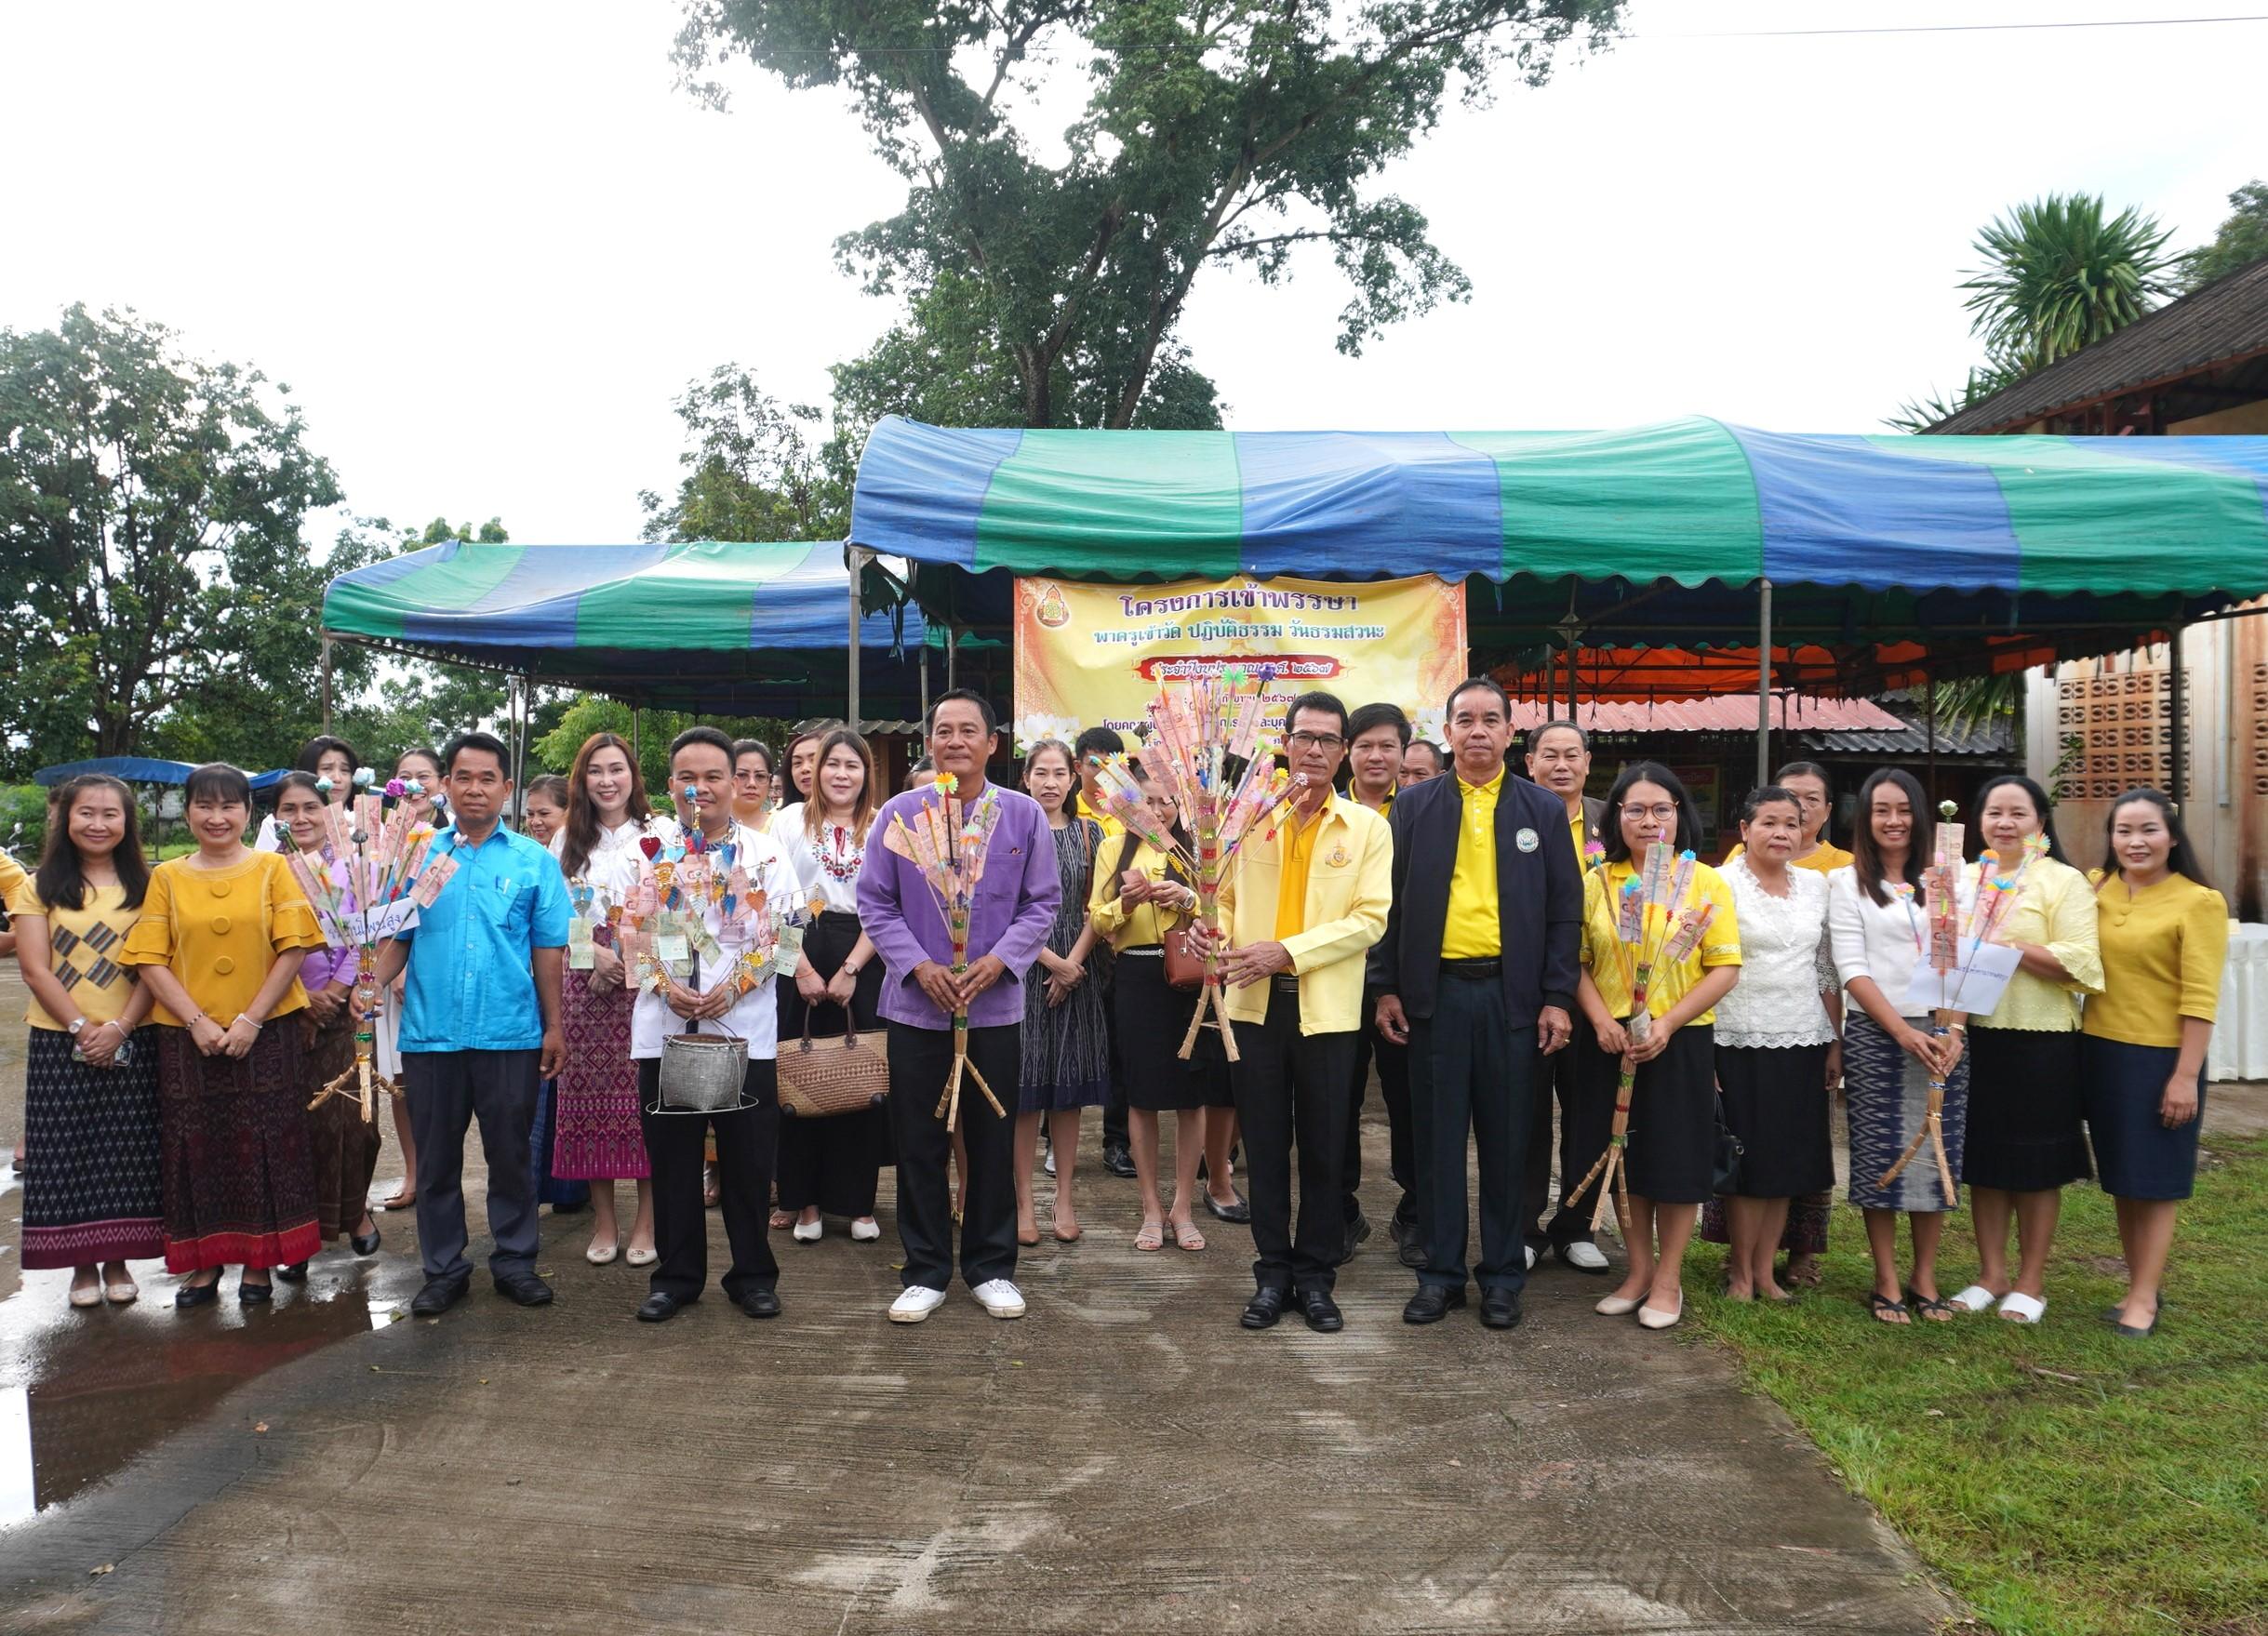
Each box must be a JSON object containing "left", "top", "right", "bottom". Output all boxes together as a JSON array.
[
  {"left": 887, "top": 1021, "right": 1020, "bottom": 1292},
  {"left": 1409, "top": 972, "right": 1537, "bottom": 1293},
  {"left": 405, "top": 1048, "right": 540, "bottom": 1284},
  {"left": 1523, "top": 1013, "right": 1597, "bottom": 1249},
  {"left": 1230, "top": 983, "right": 1356, "bottom": 1296},
  {"left": 636, "top": 1057, "right": 780, "bottom": 1303},
  {"left": 1343, "top": 982, "right": 1414, "bottom": 1226},
  {"left": 1101, "top": 977, "right": 1130, "bottom": 1149}
]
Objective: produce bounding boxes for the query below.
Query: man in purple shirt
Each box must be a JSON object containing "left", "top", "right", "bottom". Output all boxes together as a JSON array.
[{"left": 857, "top": 690, "right": 1060, "bottom": 1323}]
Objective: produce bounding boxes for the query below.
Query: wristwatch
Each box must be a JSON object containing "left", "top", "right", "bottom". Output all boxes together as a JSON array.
[{"left": 66, "top": 1018, "right": 87, "bottom": 1037}]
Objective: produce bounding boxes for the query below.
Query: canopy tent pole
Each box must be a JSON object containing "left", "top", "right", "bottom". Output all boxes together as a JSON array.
[
  {"left": 919, "top": 641, "right": 931, "bottom": 722},
  {"left": 947, "top": 625, "right": 959, "bottom": 692},
  {"left": 1754, "top": 579, "right": 1774, "bottom": 790},
  {"left": 2168, "top": 624, "right": 2187, "bottom": 806},
  {"left": 847, "top": 546, "right": 870, "bottom": 734},
  {"left": 320, "top": 634, "right": 334, "bottom": 735},
  {"left": 1926, "top": 672, "right": 1939, "bottom": 802},
  {"left": 632, "top": 706, "right": 641, "bottom": 764}
]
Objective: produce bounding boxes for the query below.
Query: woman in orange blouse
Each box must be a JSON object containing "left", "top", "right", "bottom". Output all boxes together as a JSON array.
[{"left": 124, "top": 765, "right": 327, "bottom": 1308}]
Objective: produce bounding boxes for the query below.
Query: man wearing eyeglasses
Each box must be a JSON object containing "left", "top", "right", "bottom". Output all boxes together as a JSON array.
[
  {"left": 1201, "top": 692, "right": 1392, "bottom": 1334},
  {"left": 1371, "top": 678, "right": 1582, "bottom": 1331}
]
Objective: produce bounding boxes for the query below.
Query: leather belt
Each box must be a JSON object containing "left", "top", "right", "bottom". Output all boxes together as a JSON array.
[
  {"left": 1442, "top": 958, "right": 1502, "bottom": 979},
  {"left": 1272, "top": 974, "right": 1302, "bottom": 993}
]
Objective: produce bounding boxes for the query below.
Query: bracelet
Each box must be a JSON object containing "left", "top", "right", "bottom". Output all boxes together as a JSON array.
[{"left": 235, "top": 1015, "right": 264, "bottom": 1032}]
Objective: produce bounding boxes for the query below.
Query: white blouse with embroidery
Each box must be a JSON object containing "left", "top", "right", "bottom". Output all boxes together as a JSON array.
[
  {"left": 769, "top": 808, "right": 868, "bottom": 914},
  {"left": 1714, "top": 857, "right": 1836, "bottom": 1048}
]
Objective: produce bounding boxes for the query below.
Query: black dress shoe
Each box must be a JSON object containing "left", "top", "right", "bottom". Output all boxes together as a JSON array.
[
  {"left": 636, "top": 1290, "right": 689, "bottom": 1323},
  {"left": 1480, "top": 1288, "right": 1525, "bottom": 1329},
  {"left": 494, "top": 1271, "right": 555, "bottom": 1307},
  {"left": 237, "top": 1279, "right": 273, "bottom": 1306},
  {"left": 351, "top": 1225, "right": 382, "bottom": 1257},
  {"left": 1240, "top": 1286, "right": 1289, "bottom": 1329},
  {"left": 1204, "top": 1188, "right": 1251, "bottom": 1224},
  {"left": 174, "top": 1275, "right": 221, "bottom": 1310},
  {"left": 1301, "top": 1289, "right": 1344, "bottom": 1333},
  {"left": 274, "top": 1261, "right": 308, "bottom": 1284},
  {"left": 410, "top": 1276, "right": 470, "bottom": 1316},
  {"left": 1101, "top": 1142, "right": 1139, "bottom": 1180},
  {"left": 737, "top": 1288, "right": 781, "bottom": 1320},
  {"left": 1337, "top": 1211, "right": 1372, "bottom": 1266},
  {"left": 1403, "top": 1284, "right": 1467, "bottom": 1324}
]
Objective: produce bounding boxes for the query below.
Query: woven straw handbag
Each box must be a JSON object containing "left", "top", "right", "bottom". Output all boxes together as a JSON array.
[{"left": 777, "top": 1001, "right": 891, "bottom": 1118}]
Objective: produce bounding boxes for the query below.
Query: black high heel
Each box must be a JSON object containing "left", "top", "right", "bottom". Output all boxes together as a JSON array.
[{"left": 351, "top": 1223, "right": 382, "bottom": 1257}]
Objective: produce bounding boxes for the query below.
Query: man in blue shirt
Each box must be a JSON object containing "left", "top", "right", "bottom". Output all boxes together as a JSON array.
[{"left": 373, "top": 731, "right": 569, "bottom": 1317}]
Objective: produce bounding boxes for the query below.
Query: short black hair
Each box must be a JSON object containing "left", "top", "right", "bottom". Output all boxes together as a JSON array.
[
  {"left": 1284, "top": 690, "right": 1349, "bottom": 739},
  {"left": 294, "top": 734, "right": 361, "bottom": 779},
  {"left": 1347, "top": 702, "right": 1411, "bottom": 746},
  {"left": 1446, "top": 676, "right": 1511, "bottom": 718},
  {"left": 926, "top": 688, "right": 998, "bottom": 736},
  {"left": 732, "top": 738, "right": 776, "bottom": 774},
  {"left": 1074, "top": 725, "right": 1126, "bottom": 760},
  {"left": 443, "top": 731, "right": 510, "bottom": 776},
  {"left": 1774, "top": 760, "right": 1831, "bottom": 789},
  {"left": 669, "top": 725, "right": 736, "bottom": 765},
  {"left": 525, "top": 774, "right": 569, "bottom": 807},
  {"left": 274, "top": 771, "right": 327, "bottom": 804},
  {"left": 1524, "top": 719, "right": 1587, "bottom": 756},
  {"left": 183, "top": 762, "right": 252, "bottom": 807},
  {"left": 1739, "top": 783, "right": 1803, "bottom": 826},
  {"left": 1406, "top": 740, "right": 1447, "bottom": 774}
]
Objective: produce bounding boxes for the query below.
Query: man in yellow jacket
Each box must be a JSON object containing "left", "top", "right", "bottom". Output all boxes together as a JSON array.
[{"left": 1209, "top": 692, "right": 1394, "bottom": 1334}]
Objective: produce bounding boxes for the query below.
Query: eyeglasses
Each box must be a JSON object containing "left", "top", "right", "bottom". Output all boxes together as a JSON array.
[
  {"left": 1287, "top": 732, "right": 1345, "bottom": 751},
  {"left": 1623, "top": 804, "right": 1679, "bottom": 821}
]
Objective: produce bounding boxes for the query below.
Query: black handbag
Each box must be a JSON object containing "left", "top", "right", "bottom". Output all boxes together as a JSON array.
[{"left": 1710, "top": 1102, "right": 1745, "bottom": 1197}]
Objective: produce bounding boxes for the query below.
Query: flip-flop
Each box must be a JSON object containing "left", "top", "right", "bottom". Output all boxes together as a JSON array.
[
  {"left": 1172, "top": 1219, "right": 1207, "bottom": 1253},
  {"left": 1865, "top": 1292, "right": 1911, "bottom": 1324},
  {"left": 1903, "top": 1286, "right": 1954, "bottom": 1322},
  {"left": 1134, "top": 1219, "right": 1166, "bottom": 1253}
]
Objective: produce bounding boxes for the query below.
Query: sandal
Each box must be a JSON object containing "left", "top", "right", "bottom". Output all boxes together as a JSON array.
[
  {"left": 1784, "top": 1257, "right": 1825, "bottom": 1289},
  {"left": 1946, "top": 1284, "right": 1998, "bottom": 1313},
  {"left": 768, "top": 1209, "right": 794, "bottom": 1230},
  {"left": 1903, "top": 1286, "right": 1954, "bottom": 1323},
  {"left": 1865, "top": 1292, "right": 1911, "bottom": 1325},
  {"left": 1171, "top": 1219, "right": 1206, "bottom": 1253},
  {"left": 1134, "top": 1219, "right": 1165, "bottom": 1253},
  {"left": 1996, "top": 1291, "right": 2047, "bottom": 1324}
]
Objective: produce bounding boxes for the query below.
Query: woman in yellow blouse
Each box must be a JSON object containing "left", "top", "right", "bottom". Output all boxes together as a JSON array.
[
  {"left": 2082, "top": 790, "right": 2228, "bottom": 1338},
  {"left": 1574, "top": 764, "right": 1741, "bottom": 1331},
  {"left": 1088, "top": 766, "right": 1211, "bottom": 1253},
  {"left": 11, "top": 775, "right": 161, "bottom": 1307},
  {"left": 123, "top": 765, "right": 328, "bottom": 1309},
  {"left": 1948, "top": 775, "right": 2102, "bottom": 1324}
]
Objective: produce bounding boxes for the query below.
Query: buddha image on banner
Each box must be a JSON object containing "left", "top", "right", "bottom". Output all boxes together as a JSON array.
[{"left": 1011, "top": 574, "right": 1468, "bottom": 752}]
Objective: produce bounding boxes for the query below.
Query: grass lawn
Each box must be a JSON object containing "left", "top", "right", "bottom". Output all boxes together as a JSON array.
[{"left": 1685, "top": 1133, "right": 2268, "bottom": 1636}]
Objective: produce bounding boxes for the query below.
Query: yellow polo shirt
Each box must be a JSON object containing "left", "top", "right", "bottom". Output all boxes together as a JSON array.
[
  {"left": 1441, "top": 768, "right": 1503, "bottom": 960},
  {"left": 1274, "top": 807, "right": 1321, "bottom": 941},
  {"left": 1075, "top": 791, "right": 1125, "bottom": 842}
]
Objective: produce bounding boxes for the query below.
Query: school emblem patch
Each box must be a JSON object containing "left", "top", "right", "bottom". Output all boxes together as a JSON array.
[{"left": 1514, "top": 827, "right": 1540, "bottom": 853}]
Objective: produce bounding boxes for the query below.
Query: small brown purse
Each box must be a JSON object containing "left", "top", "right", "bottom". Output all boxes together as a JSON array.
[
  {"left": 776, "top": 1002, "right": 891, "bottom": 1118},
  {"left": 1161, "top": 914, "right": 1207, "bottom": 991}
]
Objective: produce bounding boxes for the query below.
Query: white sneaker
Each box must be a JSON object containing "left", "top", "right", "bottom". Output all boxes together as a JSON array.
[
  {"left": 849, "top": 1217, "right": 881, "bottom": 1242},
  {"left": 793, "top": 1217, "right": 823, "bottom": 1244},
  {"left": 1562, "top": 1241, "right": 1610, "bottom": 1272},
  {"left": 971, "top": 1279, "right": 1027, "bottom": 1319},
  {"left": 1043, "top": 1148, "right": 1057, "bottom": 1177},
  {"left": 1524, "top": 1244, "right": 1539, "bottom": 1270},
  {"left": 888, "top": 1285, "right": 948, "bottom": 1323}
]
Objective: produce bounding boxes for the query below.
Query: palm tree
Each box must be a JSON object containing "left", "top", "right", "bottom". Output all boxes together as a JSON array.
[{"left": 1959, "top": 193, "right": 2176, "bottom": 372}]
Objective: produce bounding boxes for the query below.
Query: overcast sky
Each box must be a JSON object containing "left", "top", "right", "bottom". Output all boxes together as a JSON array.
[{"left": 2, "top": 1, "right": 2259, "bottom": 548}]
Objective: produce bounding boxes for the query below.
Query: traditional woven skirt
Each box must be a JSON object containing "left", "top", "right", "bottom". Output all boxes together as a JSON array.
[
  {"left": 155, "top": 1022, "right": 322, "bottom": 1272},
  {"left": 1843, "top": 1014, "right": 1968, "bottom": 1213},
  {"left": 301, "top": 1007, "right": 382, "bottom": 1242},
  {"left": 20, "top": 1029, "right": 165, "bottom": 1270},
  {"left": 2081, "top": 1034, "right": 2206, "bottom": 1201},
  {"left": 1701, "top": 1188, "right": 1831, "bottom": 1254},
  {"left": 1714, "top": 1044, "right": 1835, "bottom": 1199},
  {"left": 1965, "top": 1026, "right": 2091, "bottom": 1192},
  {"left": 553, "top": 967, "right": 648, "bottom": 1180},
  {"left": 775, "top": 911, "right": 892, "bottom": 1216}
]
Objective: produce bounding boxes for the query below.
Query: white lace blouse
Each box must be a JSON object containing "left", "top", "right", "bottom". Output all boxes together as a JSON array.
[{"left": 1713, "top": 857, "right": 1836, "bottom": 1048}]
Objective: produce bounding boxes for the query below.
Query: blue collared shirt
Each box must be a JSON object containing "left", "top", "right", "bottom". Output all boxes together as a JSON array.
[{"left": 397, "top": 823, "right": 569, "bottom": 1054}]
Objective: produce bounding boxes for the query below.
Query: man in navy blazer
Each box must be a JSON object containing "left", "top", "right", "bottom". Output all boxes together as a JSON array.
[{"left": 1369, "top": 678, "right": 1583, "bottom": 1329}]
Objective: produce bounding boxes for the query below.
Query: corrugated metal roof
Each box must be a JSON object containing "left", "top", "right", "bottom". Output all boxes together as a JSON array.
[
  {"left": 1791, "top": 713, "right": 2017, "bottom": 757},
  {"left": 1928, "top": 256, "right": 2268, "bottom": 434},
  {"left": 1506, "top": 697, "right": 1905, "bottom": 735}
]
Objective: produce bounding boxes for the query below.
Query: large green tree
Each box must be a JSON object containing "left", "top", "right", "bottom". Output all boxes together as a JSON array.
[
  {"left": 640, "top": 365, "right": 846, "bottom": 543},
  {"left": 0, "top": 304, "right": 346, "bottom": 778},
  {"left": 2180, "top": 179, "right": 2268, "bottom": 293},
  {"left": 674, "top": 0, "right": 1621, "bottom": 431}
]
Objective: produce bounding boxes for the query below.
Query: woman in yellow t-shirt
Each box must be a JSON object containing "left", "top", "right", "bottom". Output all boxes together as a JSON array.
[
  {"left": 122, "top": 764, "right": 327, "bottom": 1308},
  {"left": 2081, "top": 790, "right": 2229, "bottom": 1338},
  {"left": 1575, "top": 764, "right": 1741, "bottom": 1332},
  {"left": 11, "top": 775, "right": 161, "bottom": 1307}
]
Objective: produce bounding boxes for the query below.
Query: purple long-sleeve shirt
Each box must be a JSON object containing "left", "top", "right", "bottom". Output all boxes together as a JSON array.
[{"left": 857, "top": 782, "right": 1061, "bottom": 1031}]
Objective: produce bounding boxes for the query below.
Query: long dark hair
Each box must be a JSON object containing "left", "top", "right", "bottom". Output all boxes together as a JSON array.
[
  {"left": 1973, "top": 772, "right": 2066, "bottom": 865},
  {"left": 33, "top": 775, "right": 150, "bottom": 912},
  {"left": 1601, "top": 762, "right": 1700, "bottom": 863},
  {"left": 1851, "top": 768, "right": 1932, "bottom": 908},
  {"left": 559, "top": 731, "right": 652, "bottom": 877},
  {"left": 804, "top": 728, "right": 879, "bottom": 838},
  {"left": 2101, "top": 787, "right": 2210, "bottom": 889}
]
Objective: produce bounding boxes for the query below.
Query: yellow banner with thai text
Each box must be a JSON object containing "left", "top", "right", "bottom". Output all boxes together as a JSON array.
[{"left": 1011, "top": 574, "right": 1467, "bottom": 752}]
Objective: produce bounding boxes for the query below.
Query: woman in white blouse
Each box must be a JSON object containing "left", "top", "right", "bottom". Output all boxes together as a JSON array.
[
  {"left": 1714, "top": 786, "right": 1841, "bottom": 1303},
  {"left": 550, "top": 733, "right": 659, "bottom": 1265},
  {"left": 769, "top": 729, "right": 888, "bottom": 1244},
  {"left": 1828, "top": 769, "right": 1971, "bottom": 1324}
]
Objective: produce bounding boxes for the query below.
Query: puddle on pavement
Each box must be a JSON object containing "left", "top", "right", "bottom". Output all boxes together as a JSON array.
[{"left": 0, "top": 1254, "right": 416, "bottom": 1524}]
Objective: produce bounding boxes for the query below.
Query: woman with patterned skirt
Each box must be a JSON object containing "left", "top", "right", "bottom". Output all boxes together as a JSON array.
[
  {"left": 772, "top": 728, "right": 890, "bottom": 1243},
  {"left": 373, "top": 747, "right": 443, "bottom": 1211},
  {"left": 124, "top": 764, "right": 327, "bottom": 1308},
  {"left": 272, "top": 774, "right": 383, "bottom": 1276},
  {"left": 10, "top": 775, "right": 162, "bottom": 1307},
  {"left": 1827, "top": 769, "right": 1973, "bottom": 1324},
  {"left": 550, "top": 732, "right": 657, "bottom": 1265}
]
